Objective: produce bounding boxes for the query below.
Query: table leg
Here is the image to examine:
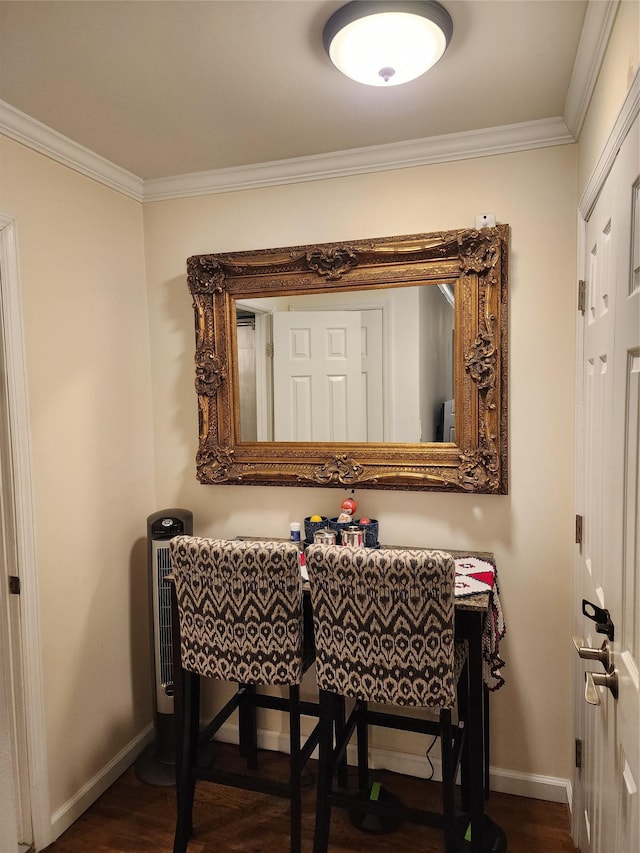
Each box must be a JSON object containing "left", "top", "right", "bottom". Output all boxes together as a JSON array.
[
  {"left": 466, "top": 610, "right": 487, "bottom": 853},
  {"left": 483, "top": 684, "right": 490, "bottom": 799},
  {"left": 457, "top": 655, "right": 471, "bottom": 812}
]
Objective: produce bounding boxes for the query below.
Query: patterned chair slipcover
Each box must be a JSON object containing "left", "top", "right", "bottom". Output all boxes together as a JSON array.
[
  {"left": 306, "top": 543, "right": 457, "bottom": 707},
  {"left": 170, "top": 535, "right": 304, "bottom": 685}
]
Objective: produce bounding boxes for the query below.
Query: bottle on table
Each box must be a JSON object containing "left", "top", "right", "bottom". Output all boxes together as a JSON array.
[{"left": 289, "top": 522, "right": 306, "bottom": 578}]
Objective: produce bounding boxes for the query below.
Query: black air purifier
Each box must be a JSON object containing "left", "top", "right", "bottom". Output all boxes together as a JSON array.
[{"left": 135, "top": 508, "right": 193, "bottom": 786}]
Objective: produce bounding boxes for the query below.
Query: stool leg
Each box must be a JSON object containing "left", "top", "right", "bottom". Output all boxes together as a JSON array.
[
  {"left": 239, "top": 683, "right": 258, "bottom": 768},
  {"left": 356, "top": 701, "right": 369, "bottom": 795},
  {"left": 313, "top": 690, "right": 335, "bottom": 853},
  {"left": 174, "top": 669, "right": 199, "bottom": 853},
  {"left": 289, "top": 685, "right": 302, "bottom": 853},
  {"left": 335, "top": 696, "right": 348, "bottom": 790},
  {"left": 440, "top": 708, "right": 457, "bottom": 853}
]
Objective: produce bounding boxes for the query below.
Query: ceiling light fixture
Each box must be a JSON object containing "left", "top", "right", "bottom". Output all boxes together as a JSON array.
[{"left": 323, "top": 0, "right": 453, "bottom": 87}]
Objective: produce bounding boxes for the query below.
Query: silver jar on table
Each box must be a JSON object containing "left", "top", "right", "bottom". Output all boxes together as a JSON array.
[
  {"left": 341, "top": 526, "right": 363, "bottom": 547},
  {"left": 313, "top": 529, "right": 337, "bottom": 545}
]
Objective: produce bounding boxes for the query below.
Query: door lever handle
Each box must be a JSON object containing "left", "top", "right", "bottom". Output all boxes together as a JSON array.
[
  {"left": 573, "top": 635, "right": 612, "bottom": 670},
  {"left": 585, "top": 669, "right": 618, "bottom": 705}
]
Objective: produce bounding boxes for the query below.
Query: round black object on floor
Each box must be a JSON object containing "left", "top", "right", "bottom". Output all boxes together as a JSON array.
[
  {"left": 347, "top": 782, "right": 404, "bottom": 833},
  {"left": 455, "top": 815, "right": 508, "bottom": 852},
  {"left": 134, "top": 742, "right": 176, "bottom": 787},
  {"left": 134, "top": 737, "right": 217, "bottom": 787}
]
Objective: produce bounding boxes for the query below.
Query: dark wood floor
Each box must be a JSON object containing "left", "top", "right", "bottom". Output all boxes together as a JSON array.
[{"left": 44, "top": 744, "right": 576, "bottom": 852}]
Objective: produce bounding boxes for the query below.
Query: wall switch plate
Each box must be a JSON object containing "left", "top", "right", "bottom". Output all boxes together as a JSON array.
[{"left": 475, "top": 213, "right": 496, "bottom": 228}]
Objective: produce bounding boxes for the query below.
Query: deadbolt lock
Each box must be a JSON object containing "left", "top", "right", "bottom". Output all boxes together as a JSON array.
[{"left": 582, "top": 599, "right": 615, "bottom": 641}]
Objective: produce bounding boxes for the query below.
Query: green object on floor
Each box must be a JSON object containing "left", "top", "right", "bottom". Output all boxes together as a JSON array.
[
  {"left": 348, "top": 782, "right": 403, "bottom": 833},
  {"left": 455, "top": 816, "right": 508, "bottom": 851}
]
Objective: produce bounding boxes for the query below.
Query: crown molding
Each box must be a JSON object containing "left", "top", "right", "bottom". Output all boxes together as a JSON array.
[
  {"left": 0, "top": 101, "right": 143, "bottom": 202},
  {"left": 563, "top": 0, "right": 620, "bottom": 139},
  {"left": 143, "top": 117, "right": 574, "bottom": 201},
  {"left": 1, "top": 103, "right": 574, "bottom": 204}
]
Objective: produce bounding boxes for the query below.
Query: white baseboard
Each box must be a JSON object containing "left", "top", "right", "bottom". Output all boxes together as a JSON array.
[
  {"left": 351, "top": 744, "right": 571, "bottom": 805},
  {"left": 488, "top": 767, "right": 571, "bottom": 805},
  {"left": 46, "top": 716, "right": 570, "bottom": 847},
  {"left": 217, "top": 722, "right": 571, "bottom": 805},
  {"left": 48, "top": 723, "right": 154, "bottom": 845}
]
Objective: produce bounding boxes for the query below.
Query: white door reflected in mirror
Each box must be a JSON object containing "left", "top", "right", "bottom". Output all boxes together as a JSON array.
[{"left": 273, "top": 310, "right": 365, "bottom": 442}]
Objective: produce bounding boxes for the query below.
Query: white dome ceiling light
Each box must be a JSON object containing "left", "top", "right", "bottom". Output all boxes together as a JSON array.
[{"left": 323, "top": 1, "right": 453, "bottom": 87}]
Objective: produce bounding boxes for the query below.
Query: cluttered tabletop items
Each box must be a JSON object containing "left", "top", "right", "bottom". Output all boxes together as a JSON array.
[
  {"left": 284, "top": 492, "right": 506, "bottom": 693},
  {"left": 294, "top": 492, "right": 377, "bottom": 548}
]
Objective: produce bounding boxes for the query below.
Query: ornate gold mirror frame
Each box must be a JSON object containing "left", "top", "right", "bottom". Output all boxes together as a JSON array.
[{"left": 187, "top": 225, "right": 509, "bottom": 493}]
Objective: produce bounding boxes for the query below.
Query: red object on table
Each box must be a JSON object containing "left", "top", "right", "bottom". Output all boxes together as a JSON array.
[{"left": 340, "top": 497, "right": 357, "bottom": 515}]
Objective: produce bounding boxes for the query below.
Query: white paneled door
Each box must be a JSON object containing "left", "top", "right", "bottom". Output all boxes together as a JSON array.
[
  {"left": 574, "top": 114, "right": 640, "bottom": 853},
  {"left": 273, "top": 310, "right": 366, "bottom": 442}
]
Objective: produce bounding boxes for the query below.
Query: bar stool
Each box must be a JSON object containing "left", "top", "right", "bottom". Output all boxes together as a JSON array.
[
  {"left": 169, "top": 536, "right": 320, "bottom": 853},
  {"left": 306, "top": 543, "right": 467, "bottom": 853}
]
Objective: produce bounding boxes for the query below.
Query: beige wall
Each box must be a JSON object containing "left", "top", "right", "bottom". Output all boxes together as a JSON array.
[
  {"left": 144, "top": 142, "right": 578, "bottom": 783},
  {"left": 0, "top": 138, "right": 155, "bottom": 815}
]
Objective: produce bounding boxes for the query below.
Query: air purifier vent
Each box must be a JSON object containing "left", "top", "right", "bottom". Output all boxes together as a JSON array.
[{"left": 153, "top": 542, "right": 174, "bottom": 703}]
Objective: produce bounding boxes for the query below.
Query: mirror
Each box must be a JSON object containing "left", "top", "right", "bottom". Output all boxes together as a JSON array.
[
  {"left": 187, "top": 226, "right": 509, "bottom": 493},
  {"left": 235, "top": 284, "right": 455, "bottom": 444}
]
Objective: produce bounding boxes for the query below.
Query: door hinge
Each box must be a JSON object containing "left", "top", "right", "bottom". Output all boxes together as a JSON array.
[
  {"left": 9, "top": 575, "right": 21, "bottom": 595},
  {"left": 575, "top": 738, "right": 583, "bottom": 769},
  {"left": 265, "top": 342, "right": 274, "bottom": 358},
  {"left": 578, "top": 280, "right": 586, "bottom": 314},
  {"left": 575, "top": 514, "right": 583, "bottom": 545}
]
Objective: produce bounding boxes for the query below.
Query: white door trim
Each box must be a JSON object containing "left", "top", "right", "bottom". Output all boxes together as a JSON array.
[
  {"left": 0, "top": 214, "right": 51, "bottom": 851},
  {"left": 572, "top": 70, "right": 640, "bottom": 848},
  {"left": 579, "top": 68, "right": 640, "bottom": 220},
  {"left": 236, "top": 300, "right": 273, "bottom": 441}
]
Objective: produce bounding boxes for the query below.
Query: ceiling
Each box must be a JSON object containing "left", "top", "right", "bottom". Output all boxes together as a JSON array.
[{"left": 0, "top": 0, "right": 589, "bottom": 182}]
